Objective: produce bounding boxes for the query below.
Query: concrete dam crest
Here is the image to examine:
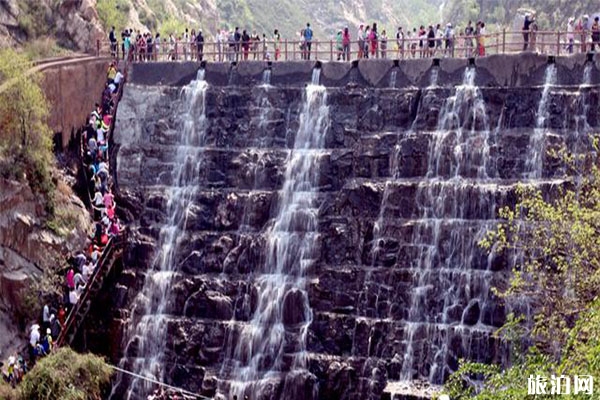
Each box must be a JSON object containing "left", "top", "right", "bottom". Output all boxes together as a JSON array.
[{"left": 101, "top": 54, "right": 600, "bottom": 400}]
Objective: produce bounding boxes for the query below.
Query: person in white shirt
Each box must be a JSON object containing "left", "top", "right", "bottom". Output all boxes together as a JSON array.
[
  {"left": 357, "top": 24, "right": 365, "bottom": 58},
  {"left": 83, "top": 262, "right": 94, "bottom": 281},
  {"left": 29, "top": 324, "right": 40, "bottom": 361},
  {"left": 183, "top": 28, "right": 189, "bottom": 60},
  {"left": 567, "top": 18, "right": 575, "bottom": 54}
]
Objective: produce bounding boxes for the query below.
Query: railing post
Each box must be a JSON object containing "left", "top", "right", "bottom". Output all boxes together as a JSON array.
[
  {"left": 557, "top": 31, "right": 561, "bottom": 56},
  {"left": 502, "top": 28, "right": 506, "bottom": 54},
  {"left": 285, "top": 39, "right": 288, "bottom": 61},
  {"left": 96, "top": 39, "right": 100, "bottom": 57}
]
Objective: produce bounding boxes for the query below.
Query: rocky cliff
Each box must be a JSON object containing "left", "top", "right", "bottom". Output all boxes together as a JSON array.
[
  {"left": 0, "top": 0, "right": 104, "bottom": 53},
  {"left": 0, "top": 174, "right": 91, "bottom": 357},
  {"left": 103, "top": 55, "right": 599, "bottom": 399}
]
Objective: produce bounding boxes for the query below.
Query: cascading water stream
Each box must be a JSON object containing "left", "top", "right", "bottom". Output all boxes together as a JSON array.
[
  {"left": 111, "top": 69, "right": 208, "bottom": 399},
  {"left": 429, "top": 67, "right": 439, "bottom": 87},
  {"left": 400, "top": 67, "right": 496, "bottom": 383},
  {"left": 262, "top": 68, "right": 272, "bottom": 86},
  {"left": 222, "top": 68, "right": 328, "bottom": 400},
  {"left": 525, "top": 64, "right": 557, "bottom": 179},
  {"left": 389, "top": 68, "right": 398, "bottom": 88}
]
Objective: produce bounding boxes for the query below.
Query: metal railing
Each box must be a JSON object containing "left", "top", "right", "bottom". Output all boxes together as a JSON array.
[
  {"left": 56, "top": 54, "right": 130, "bottom": 348},
  {"left": 96, "top": 30, "right": 598, "bottom": 62},
  {"left": 56, "top": 234, "right": 125, "bottom": 347}
]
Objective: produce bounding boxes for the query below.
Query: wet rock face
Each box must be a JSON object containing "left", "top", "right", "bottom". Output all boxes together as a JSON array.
[{"left": 111, "top": 70, "right": 600, "bottom": 399}]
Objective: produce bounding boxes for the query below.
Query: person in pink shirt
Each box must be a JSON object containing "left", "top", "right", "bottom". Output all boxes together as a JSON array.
[
  {"left": 103, "top": 189, "right": 115, "bottom": 209},
  {"left": 66, "top": 268, "right": 75, "bottom": 290}
]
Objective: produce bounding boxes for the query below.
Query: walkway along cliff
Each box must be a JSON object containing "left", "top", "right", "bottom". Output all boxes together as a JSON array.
[{"left": 80, "top": 54, "right": 600, "bottom": 399}]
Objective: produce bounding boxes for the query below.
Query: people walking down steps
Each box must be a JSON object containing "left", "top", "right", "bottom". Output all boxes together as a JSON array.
[{"left": 1, "top": 59, "right": 126, "bottom": 388}]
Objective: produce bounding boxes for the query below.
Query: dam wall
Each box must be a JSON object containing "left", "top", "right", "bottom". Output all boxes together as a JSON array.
[{"left": 97, "top": 54, "right": 599, "bottom": 399}]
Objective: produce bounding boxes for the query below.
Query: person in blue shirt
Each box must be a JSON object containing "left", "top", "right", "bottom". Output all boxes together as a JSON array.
[{"left": 304, "top": 23, "right": 313, "bottom": 59}]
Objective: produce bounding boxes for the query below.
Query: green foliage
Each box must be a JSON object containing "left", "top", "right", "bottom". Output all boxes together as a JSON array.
[
  {"left": 159, "top": 16, "right": 188, "bottom": 38},
  {"left": 17, "top": 0, "right": 53, "bottom": 39},
  {"left": 44, "top": 206, "right": 80, "bottom": 237},
  {"left": 217, "top": 0, "right": 255, "bottom": 31},
  {"left": 480, "top": 143, "right": 600, "bottom": 351},
  {"left": 442, "top": 0, "right": 598, "bottom": 29},
  {"left": 19, "top": 347, "right": 112, "bottom": 400},
  {"left": 0, "top": 48, "right": 55, "bottom": 214},
  {"left": 17, "top": 266, "right": 63, "bottom": 325},
  {"left": 446, "top": 300, "right": 600, "bottom": 399},
  {"left": 96, "top": 0, "right": 130, "bottom": 33},
  {"left": 21, "top": 38, "right": 71, "bottom": 61},
  {"left": 0, "top": 380, "right": 19, "bottom": 400},
  {"left": 446, "top": 140, "right": 600, "bottom": 397}
]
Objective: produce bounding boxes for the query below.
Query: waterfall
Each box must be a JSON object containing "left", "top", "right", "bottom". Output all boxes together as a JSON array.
[
  {"left": 389, "top": 69, "right": 398, "bottom": 88},
  {"left": 400, "top": 67, "right": 495, "bottom": 383},
  {"left": 111, "top": 69, "right": 208, "bottom": 399},
  {"left": 356, "top": 65, "right": 450, "bottom": 319},
  {"left": 262, "top": 68, "right": 272, "bottom": 86},
  {"left": 429, "top": 67, "right": 439, "bottom": 87},
  {"left": 525, "top": 64, "right": 557, "bottom": 179},
  {"left": 223, "top": 69, "right": 328, "bottom": 399},
  {"left": 575, "top": 63, "right": 592, "bottom": 136}
]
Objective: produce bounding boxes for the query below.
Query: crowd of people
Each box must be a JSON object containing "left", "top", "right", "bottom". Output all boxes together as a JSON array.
[
  {"left": 1, "top": 61, "right": 125, "bottom": 389},
  {"left": 107, "top": 14, "right": 600, "bottom": 63}
]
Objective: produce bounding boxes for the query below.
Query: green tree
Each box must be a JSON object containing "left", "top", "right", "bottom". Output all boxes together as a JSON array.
[
  {"left": 0, "top": 48, "right": 55, "bottom": 210},
  {"left": 445, "top": 141, "right": 600, "bottom": 397},
  {"left": 19, "top": 347, "right": 113, "bottom": 400},
  {"left": 96, "top": 0, "right": 130, "bottom": 33}
]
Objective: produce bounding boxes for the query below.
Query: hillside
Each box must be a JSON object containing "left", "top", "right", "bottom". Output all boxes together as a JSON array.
[
  {"left": 0, "top": 0, "right": 103, "bottom": 54},
  {"left": 96, "top": 0, "right": 444, "bottom": 41},
  {"left": 441, "top": 0, "right": 599, "bottom": 30}
]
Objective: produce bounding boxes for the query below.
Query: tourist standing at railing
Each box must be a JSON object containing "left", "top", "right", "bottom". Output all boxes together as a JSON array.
[
  {"left": 304, "top": 23, "right": 313, "bottom": 60},
  {"left": 242, "top": 30, "right": 250, "bottom": 60},
  {"left": 357, "top": 24, "right": 365, "bottom": 59},
  {"left": 123, "top": 31, "right": 131, "bottom": 61},
  {"left": 444, "top": 23, "right": 454, "bottom": 57},
  {"left": 380, "top": 29, "right": 388, "bottom": 58},
  {"left": 273, "top": 29, "right": 281, "bottom": 60},
  {"left": 196, "top": 30, "right": 204, "bottom": 61},
  {"left": 418, "top": 26, "right": 425, "bottom": 57},
  {"left": 427, "top": 25, "right": 435, "bottom": 57},
  {"left": 567, "top": 18, "right": 575, "bottom": 54},
  {"left": 183, "top": 28, "right": 189, "bottom": 60},
  {"left": 342, "top": 27, "right": 351, "bottom": 61},
  {"left": 168, "top": 33, "right": 175, "bottom": 60},
  {"left": 435, "top": 24, "right": 443, "bottom": 55},
  {"left": 137, "top": 34, "right": 146, "bottom": 62},
  {"left": 580, "top": 15, "right": 589, "bottom": 53},
  {"left": 153, "top": 33, "right": 159, "bottom": 61},
  {"left": 190, "top": 29, "right": 197, "bottom": 60},
  {"left": 478, "top": 21, "right": 486, "bottom": 56},
  {"left": 592, "top": 17, "right": 600, "bottom": 52},
  {"left": 109, "top": 26, "right": 117, "bottom": 58},
  {"left": 262, "top": 33, "right": 268, "bottom": 60},
  {"left": 252, "top": 31, "right": 260, "bottom": 60},
  {"left": 146, "top": 33, "right": 153, "bottom": 61},
  {"left": 364, "top": 26, "right": 371, "bottom": 58},
  {"left": 464, "top": 21, "right": 474, "bottom": 57},
  {"left": 234, "top": 27, "right": 241, "bottom": 61},
  {"left": 396, "top": 27, "right": 404, "bottom": 58},
  {"left": 523, "top": 14, "right": 533, "bottom": 51},
  {"left": 369, "top": 23, "right": 379, "bottom": 58},
  {"left": 409, "top": 29, "right": 417, "bottom": 58},
  {"left": 335, "top": 30, "right": 343, "bottom": 60}
]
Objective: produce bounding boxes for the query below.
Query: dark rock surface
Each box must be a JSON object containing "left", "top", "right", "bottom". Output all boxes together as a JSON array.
[{"left": 100, "top": 58, "right": 600, "bottom": 399}]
